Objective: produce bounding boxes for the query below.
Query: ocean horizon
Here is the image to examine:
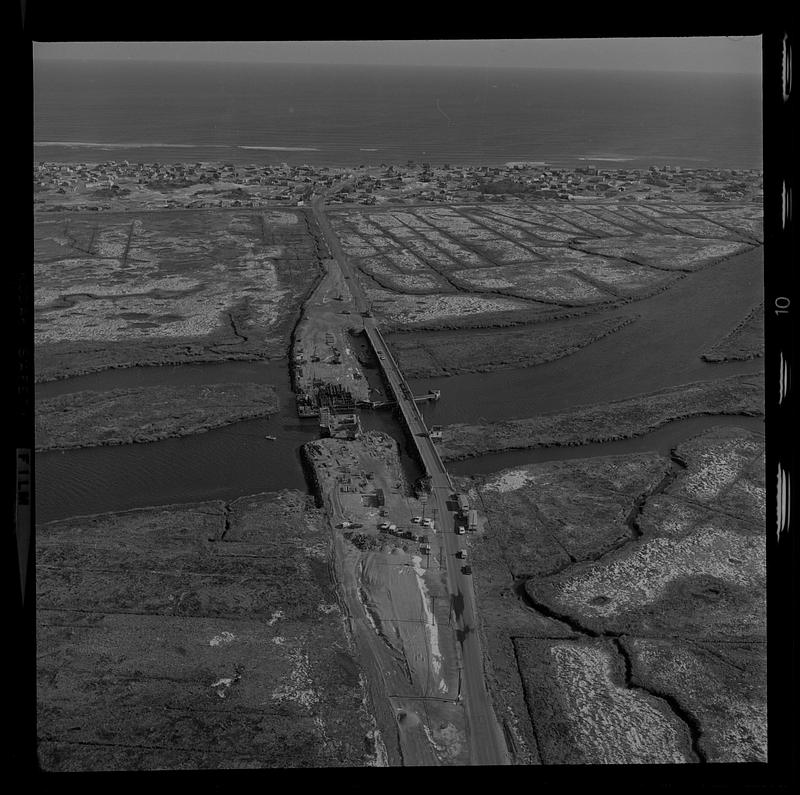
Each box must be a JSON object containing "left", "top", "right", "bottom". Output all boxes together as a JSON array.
[{"left": 33, "top": 60, "right": 762, "bottom": 170}]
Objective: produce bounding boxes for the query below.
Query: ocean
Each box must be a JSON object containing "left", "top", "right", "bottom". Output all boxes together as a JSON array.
[{"left": 33, "top": 60, "right": 762, "bottom": 170}]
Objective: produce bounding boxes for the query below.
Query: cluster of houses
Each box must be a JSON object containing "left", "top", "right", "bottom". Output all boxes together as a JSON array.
[
  {"left": 34, "top": 160, "right": 342, "bottom": 205},
  {"left": 327, "top": 160, "right": 763, "bottom": 205},
  {"left": 34, "top": 158, "right": 762, "bottom": 207}
]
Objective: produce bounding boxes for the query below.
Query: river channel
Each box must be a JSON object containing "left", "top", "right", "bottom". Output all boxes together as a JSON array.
[
  {"left": 35, "top": 246, "right": 764, "bottom": 523},
  {"left": 410, "top": 246, "right": 764, "bottom": 424}
]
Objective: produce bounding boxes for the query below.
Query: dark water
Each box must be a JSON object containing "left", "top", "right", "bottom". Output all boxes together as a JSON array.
[
  {"left": 413, "top": 247, "right": 764, "bottom": 426},
  {"left": 35, "top": 360, "right": 317, "bottom": 523},
  {"left": 36, "top": 416, "right": 315, "bottom": 524},
  {"left": 34, "top": 61, "right": 761, "bottom": 169}
]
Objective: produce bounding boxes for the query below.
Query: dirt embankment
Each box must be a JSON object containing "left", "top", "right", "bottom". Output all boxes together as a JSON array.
[
  {"left": 36, "top": 490, "right": 380, "bottom": 771},
  {"left": 386, "top": 313, "right": 637, "bottom": 378},
  {"left": 461, "top": 425, "right": 765, "bottom": 764},
  {"left": 438, "top": 372, "right": 764, "bottom": 461},
  {"left": 35, "top": 382, "right": 279, "bottom": 451}
]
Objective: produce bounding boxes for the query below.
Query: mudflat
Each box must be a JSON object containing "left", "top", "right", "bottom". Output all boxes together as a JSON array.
[
  {"left": 34, "top": 209, "right": 324, "bottom": 381},
  {"left": 35, "top": 382, "right": 279, "bottom": 451}
]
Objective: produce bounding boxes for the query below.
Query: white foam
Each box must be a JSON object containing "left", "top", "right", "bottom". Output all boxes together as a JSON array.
[
  {"left": 34, "top": 141, "right": 223, "bottom": 149},
  {"left": 238, "top": 145, "right": 320, "bottom": 151}
]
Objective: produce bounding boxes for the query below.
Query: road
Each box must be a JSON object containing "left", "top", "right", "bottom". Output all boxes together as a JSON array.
[{"left": 312, "top": 191, "right": 509, "bottom": 766}]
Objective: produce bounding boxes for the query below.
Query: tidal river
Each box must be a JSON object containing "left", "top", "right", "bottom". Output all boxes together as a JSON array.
[{"left": 35, "top": 247, "right": 763, "bottom": 523}]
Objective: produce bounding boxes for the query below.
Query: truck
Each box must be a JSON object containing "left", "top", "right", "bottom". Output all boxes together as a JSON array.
[
  {"left": 456, "top": 525, "right": 465, "bottom": 535},
  {"left": 457, "top": 493, "right": 470, "bottom": 514},
  {"left": 456, "top": 549, "right": 467, "bottom": 560},
  {"left": 388, "top": 523, "right": 397, "bottom": 533},
  {"left": 461, "top": 565, "right": 472, "bottom": 576},
  {"left": 468, "top": 509, "right": 478, "bottom": 532}
]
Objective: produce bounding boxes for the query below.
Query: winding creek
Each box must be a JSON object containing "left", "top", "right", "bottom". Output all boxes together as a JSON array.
[{"left": 35, "top": 246, "right": 764, "bottom": 524}]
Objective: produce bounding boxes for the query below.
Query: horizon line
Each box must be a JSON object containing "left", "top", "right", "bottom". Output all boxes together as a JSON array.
[{"left": 31, "top": 57, "right": 762, "bottom": 78}]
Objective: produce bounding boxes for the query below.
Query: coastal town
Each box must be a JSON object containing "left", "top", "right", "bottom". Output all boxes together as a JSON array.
[{"left": 34, "top": 158, "right": 764, "bottom": 212}]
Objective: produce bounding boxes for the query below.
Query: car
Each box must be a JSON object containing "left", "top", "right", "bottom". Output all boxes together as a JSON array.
[
  {"left": 421, "top": 518, "right": 432, "bottom": 528},
  {"left": 411, "top": 516, "right": 421, "bottom": 524},
  {"left": 379, "top": 522, "right": 390, "bottom": 530},
  {"left": 461, "top": 565, "right": 472, "bottom": 575},
  {"left": 456, "top": 549, "right": 467, "bottom": 560}
]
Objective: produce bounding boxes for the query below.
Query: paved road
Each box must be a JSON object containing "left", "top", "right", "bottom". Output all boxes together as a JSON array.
[{"left": 311, "top": 192, "right": 509, "bottom": 766}]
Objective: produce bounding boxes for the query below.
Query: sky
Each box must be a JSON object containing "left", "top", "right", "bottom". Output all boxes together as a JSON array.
[{"left": 33, "top": 38, "right": 762, "bottom": 75}]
